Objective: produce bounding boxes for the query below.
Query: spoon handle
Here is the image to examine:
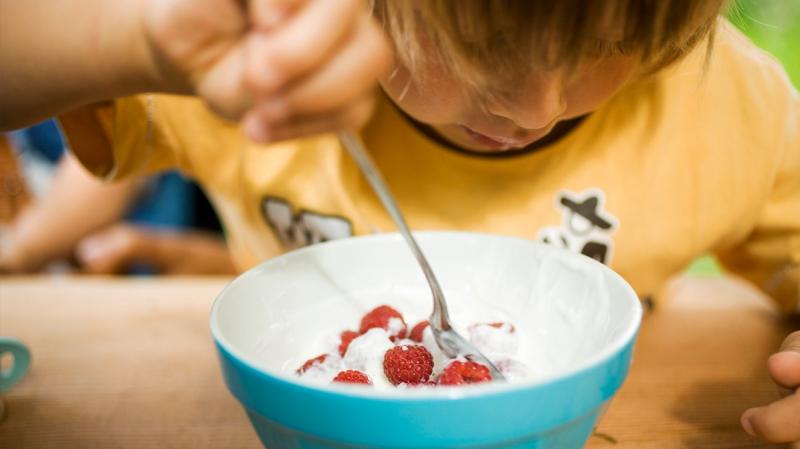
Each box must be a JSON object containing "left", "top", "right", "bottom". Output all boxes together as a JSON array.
[{"left": 338, "top": 131, "right": 452, "bottom": 331}]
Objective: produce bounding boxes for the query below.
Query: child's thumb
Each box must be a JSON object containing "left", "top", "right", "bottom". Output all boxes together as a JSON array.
[{"left": 768, "top": 331, "right": 800, "bottom": 394}]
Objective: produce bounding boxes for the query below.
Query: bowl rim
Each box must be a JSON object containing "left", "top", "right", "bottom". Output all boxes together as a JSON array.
[{"left": 210, "top": 231, "right": 642, "bottom": 401}]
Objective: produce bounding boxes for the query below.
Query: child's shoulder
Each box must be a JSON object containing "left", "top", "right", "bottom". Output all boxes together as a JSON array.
[
  {"left": 642, "top": 19, "right": 797, "bottom": 149},
  {"left": 714, "top": 19, "right": 785, "bottom": 67},
  {"left": 683, "top": 20, "right": 796, "bottom": 113}
]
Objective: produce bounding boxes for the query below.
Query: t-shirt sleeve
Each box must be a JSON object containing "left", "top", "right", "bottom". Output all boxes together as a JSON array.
[
  {"left": 716, "top": 75, "right": 800, "bottom": 313},
  {"left": 58, "top": 95, "right": 184, "bottom": 181}
]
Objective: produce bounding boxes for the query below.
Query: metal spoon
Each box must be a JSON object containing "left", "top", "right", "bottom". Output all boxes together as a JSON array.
[{"left": 339, "top": 131, "right": 505, "bottom": 381}]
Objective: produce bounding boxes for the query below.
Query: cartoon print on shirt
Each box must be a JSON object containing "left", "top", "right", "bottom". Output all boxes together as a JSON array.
[
  {"left": 537, "top": 189, "right": 618, "bottom": 264},
  {"left": 261, "top": 196, "right": 353, "bottom": 249}
]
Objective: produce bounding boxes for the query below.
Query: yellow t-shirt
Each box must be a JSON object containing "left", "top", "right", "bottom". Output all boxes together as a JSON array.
[{"left": 59, "top": 22, "right": 800, "bottom": 311}]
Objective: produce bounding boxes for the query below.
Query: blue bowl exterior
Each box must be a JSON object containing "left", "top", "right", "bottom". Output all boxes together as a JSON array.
[
  {"left": 214, "top": 331, "right": 637, "bottom": 449},
  {"left": 245, "top": 407, "right": 599, "bottom": 449}
]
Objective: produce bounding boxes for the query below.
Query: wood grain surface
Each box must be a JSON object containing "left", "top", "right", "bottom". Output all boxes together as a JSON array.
[{"left": 0, "top": 275, "right": 797, "bottom": 449}]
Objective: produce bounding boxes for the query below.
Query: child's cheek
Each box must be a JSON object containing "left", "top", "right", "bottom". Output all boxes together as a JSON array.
[
  {"left": 562, "top": 56, "right": 639, "bottom": 118},
  {"left": 380, "top": 62, "right": 472, "bottom": 126}
]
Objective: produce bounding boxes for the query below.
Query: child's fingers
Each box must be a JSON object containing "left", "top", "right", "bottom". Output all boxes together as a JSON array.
[
  {"left": 248, "top": 0, "right": 304, "bottom": 30},
  {"left": 262, "top": 15, "right": 391, "bottom": 120},
  {"left": 768, "top": 351, "right": 800, "bottom": 393},
  {"left": 75, "top": 225, "right": 147, "bottom": 274},
  {"left": 245, "top": 0, "right": 364, "bottom": 96},
  {"left": 741, "top": 392, "right": 800, "bottom": 443},
  {"left": 780, "top": 331, "right": 800, "bottom": 353},
  {"left": 768, "top": 331, "right": 800, "bottom": 393},
  {"left": 195, "top": 45, "right": 250, "bottom": 121},
  {"left": 243, "top": 94, "right": 374, "bottom": 143}
]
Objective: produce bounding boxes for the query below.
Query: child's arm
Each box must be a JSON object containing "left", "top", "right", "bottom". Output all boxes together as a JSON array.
[
  {"left": 720, "top": 74, "right": 800, "bottom": 442},
  {"left": 0, "top": 0, "right": 391, "bottom": 142},
  {"left": 0, "top": 153, "right": 142, "bottom": 272},
  {"left": 714, "top": 106, "right": 800, "bottom": 313},
  {"left": 0, "top": 150, "right": 236, "bottom": 274},
  {"left": 0, "top": 0, "right": 166, "bottom": 130}
]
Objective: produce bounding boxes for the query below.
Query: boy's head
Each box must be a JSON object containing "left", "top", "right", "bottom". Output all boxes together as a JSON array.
[{"left": 371, "top": 0, "right": 727, "bottom": 152}]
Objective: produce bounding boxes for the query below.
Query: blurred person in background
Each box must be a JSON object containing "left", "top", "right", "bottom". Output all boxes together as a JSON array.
[{"left": 0, "top": 119, "right": 235, "bottom": 274}]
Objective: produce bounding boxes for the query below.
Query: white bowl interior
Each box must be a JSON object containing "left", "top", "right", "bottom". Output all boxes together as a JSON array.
[{"left": 213, "top": 233, "right": 640, "bottom": 387}]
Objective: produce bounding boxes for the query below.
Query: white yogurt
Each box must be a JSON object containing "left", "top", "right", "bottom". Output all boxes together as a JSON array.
[
  {"left": 468, "top": 322, "right": 519, "bottom": 360},
  {"left": 341, "top": 328, "right": 395, "bottom": 388},
  {"left": 292, "top": 294, "right": 537, "bottom": 389}
]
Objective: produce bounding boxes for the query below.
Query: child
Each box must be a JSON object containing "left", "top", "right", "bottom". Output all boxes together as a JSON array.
[{"left": 1, "top": 0, "right": 798, "bottom": 442}]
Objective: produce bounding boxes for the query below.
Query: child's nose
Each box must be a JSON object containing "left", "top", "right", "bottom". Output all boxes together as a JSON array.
[{"left": 485, "top": 76, "right": 566, "bottom": 131}]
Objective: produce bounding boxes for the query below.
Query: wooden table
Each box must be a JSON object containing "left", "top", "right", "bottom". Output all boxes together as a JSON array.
[{"left": 0, "top": 275, "right": 797, "bottom": 448}]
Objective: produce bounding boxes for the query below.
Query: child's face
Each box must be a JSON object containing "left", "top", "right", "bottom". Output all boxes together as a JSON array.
[{"left": 381, "top": 49, "right": 640, "bottom": 153}]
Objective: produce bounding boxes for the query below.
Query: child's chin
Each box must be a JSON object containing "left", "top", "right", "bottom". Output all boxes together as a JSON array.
[{"left": 458, "top": 140, "right": 540, "bottom": 154}]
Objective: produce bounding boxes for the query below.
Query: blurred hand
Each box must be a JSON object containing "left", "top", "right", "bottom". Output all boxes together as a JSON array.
[
  {"left": 75, "top": 224, "right": 236, "bottom": 275},
  {"left": 0, "top": 225, "right": 26, "bottom": 273},
  {"left": 0, "top": 224, "right": 48, "bottom": 274},
  {"left": 741, "top": 330, "right": 800, "bottom": 442},
  {"left": 143, "top": 0, "right": 392, "bottom": 142}
]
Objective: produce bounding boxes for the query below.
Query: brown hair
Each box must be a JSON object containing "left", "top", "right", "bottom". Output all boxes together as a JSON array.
[{"left": 371, "top": 0, "right": 728, "bottom": 91}]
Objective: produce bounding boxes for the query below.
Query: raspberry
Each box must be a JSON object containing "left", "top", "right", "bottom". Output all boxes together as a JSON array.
[
  {"left": 332, "top": 370, "right": 371, "bottom": 385},
  {"left": 383, "top": 345, "right": 433, "bottom": 385},
  {"left": 338, "top": 330, "right": 360, "bottom": 356},
  {"left": 470, "top": 322, "right": 515, "bottom": 332},
  {"left": 359, "top": 305, "right": 407, "bottom": 341},
  {"left": 437, "top": 361, "right": 492, "bottom": 385},
  {"left": 409, "top": 320, "right": 430, "bottom": 342},
  {"left": 490, "top": 322, "right": 515, "bottom": 332},
  {"left": 296, "top": 354, "right": 328, "bottom": 374}
]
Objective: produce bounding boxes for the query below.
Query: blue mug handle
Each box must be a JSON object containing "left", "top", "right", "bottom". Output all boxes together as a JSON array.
[{"left": 0, "top": 337, "right": 31, "bottom": 392}]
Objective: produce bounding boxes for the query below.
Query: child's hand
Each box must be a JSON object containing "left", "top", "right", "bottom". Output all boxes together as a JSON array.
[
  {"left": 75, "top": 224, "right": 236, "bottom": 275},
  {"left": 143, "top": 0, "right": 392, "bottom": 142},
  {"left": 741, "top": 331, "right": 800, "bottom": 442}
]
